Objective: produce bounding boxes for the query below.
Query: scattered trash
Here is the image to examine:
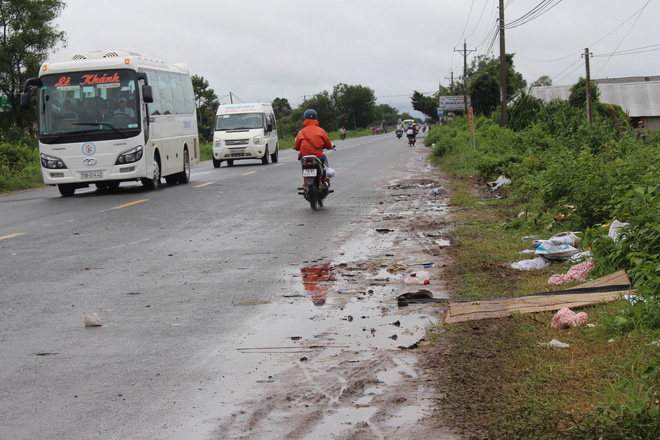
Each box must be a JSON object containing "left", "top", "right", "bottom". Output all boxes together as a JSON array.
[
  {"left": 548, "top": 258, "right": 594, "bottom": 285},
  {"left": 397, "top": 289, "right": 442, "bottom": 307},
  {"left": 608, "top": 220, "right": 629, "bottom": 242},
  {"left": 522, "top": 236, "right": 539, "bottom": 241},
  {"left": 391, "top": 320, "right": 401, "bottom": 327},
  {"left": 533, "top": 239, "right": 579, "bottom": 261},
  {"left": 569, "top": 251, "right": 592, "bottom": 262},
  {"left": 290, "top": 336, "right": 302, "bottom": 341},
  {"left": 300, "top": 356, "right": 308, "bottom": 361},
  {"left": 403, "top": 276, "right": 430, "bottom": 285},
  {"left": 538, "top": 339, "right": 570, "bottom": 349},
  {"left": 376, "top": 228, "right": 394, "bottom": 233},
  {"left": 398, "top": 338, "right": 428, "bottom": 350},
  {"left": 518, "top": 211, "right": 534, "bottom": 218},
  {"left": 84, "top": 313, "right": 102, "bottom": 327},
  {"left": 386, "top": 264, "right": 406, "bottom": 274},
  {"left": 389, "top": 334, "right": 398, "bottom": 341},
  {"left": 548, "top": 231, "right": 581, "bottom": 247},
  {"left": 488, "top": 175, "right": 511, "bottom": 190},
  {"left": 511, "top": 256, "right": 549, "bottom": 271},
  {"left": 550, "top": 307, "right": 588, "bottom": 329}
]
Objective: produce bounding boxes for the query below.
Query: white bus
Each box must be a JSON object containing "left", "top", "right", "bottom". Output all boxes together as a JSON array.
[{"left": 21, "top": 50, "right": 199, "bottom": 197}]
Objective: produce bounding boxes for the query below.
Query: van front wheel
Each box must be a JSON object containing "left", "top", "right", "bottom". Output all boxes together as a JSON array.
[{"left": 271, "top": 147, "right": 279, "bottom": 163}]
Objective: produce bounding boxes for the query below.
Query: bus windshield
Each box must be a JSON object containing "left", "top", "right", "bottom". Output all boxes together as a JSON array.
[
  {"left": 38, "top": 69, "right": 140, "bottom": 143},
  {"left": 215, "top": 113, "right": 264, "bottom": 131}
]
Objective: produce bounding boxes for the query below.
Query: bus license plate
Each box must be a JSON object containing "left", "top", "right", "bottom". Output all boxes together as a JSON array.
[
  {"left": 80, "top": 171, "right": 103, "bottom": 179},
  {"left": 302, "top": 169, "right": 317, "bottom": 177}
]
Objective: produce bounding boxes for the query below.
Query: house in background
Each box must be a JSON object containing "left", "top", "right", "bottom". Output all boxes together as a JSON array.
[{"left": 529, "top": 76, "right": 660, "bottom": 132}]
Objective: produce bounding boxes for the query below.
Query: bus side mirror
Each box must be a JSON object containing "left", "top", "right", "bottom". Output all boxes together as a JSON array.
[
  {"left": 142, "top": 85, "right": 153, "bottom": 103},
  {"left": 20, "top": 92, "right": 31, "bottom": 109}
]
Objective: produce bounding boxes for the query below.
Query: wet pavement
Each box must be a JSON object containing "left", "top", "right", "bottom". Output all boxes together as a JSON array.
[{"left": 170, "top": 156, "right": 461, "bottom": 439}]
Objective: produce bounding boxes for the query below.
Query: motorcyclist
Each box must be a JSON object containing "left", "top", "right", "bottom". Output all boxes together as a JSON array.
[
  {"left": 295, "top": 108, "right": 334, "bottom": 182},
  {"left": 340, "top": 126, "right": 346, "bottom": 140},
  {"left": 406, "top": 122, "right": 416, "bottom": 144}
]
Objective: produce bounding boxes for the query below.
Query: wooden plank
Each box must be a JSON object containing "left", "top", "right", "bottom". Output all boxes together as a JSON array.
[{"left": 445, "top": 270, "right": 632, "bottom": 324}]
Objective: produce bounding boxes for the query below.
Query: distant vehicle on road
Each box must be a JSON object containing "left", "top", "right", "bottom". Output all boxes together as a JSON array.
[{"left": 213, "top": 103, "right": 279, "bottom": 167}]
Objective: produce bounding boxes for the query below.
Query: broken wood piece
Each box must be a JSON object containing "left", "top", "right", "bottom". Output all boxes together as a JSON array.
[{"left": 445, "top": 270, "right": 633, "bottom": 324}]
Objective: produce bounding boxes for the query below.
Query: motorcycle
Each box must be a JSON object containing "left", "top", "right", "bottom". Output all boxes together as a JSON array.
[
  {"left": 396, "top": 129, "right": 403, "bottom": 139},
  {"left": 340, "top": 131, "right": 346, "bottom": 141},
  {"left": 407, "top": 133, "right": 416, "bottom": 147},
  {"left": 298, "top": 153, "right": 334, "bottom": 210}
]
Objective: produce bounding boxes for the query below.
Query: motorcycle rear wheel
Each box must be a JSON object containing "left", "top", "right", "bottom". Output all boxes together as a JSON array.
[{"left": 308, "top": 187, "right": 318, "bottom": 210}]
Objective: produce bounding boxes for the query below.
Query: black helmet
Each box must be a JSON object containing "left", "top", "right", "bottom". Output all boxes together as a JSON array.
[{"left": 304, "top": 109, "right": 318, "bottom": 120}]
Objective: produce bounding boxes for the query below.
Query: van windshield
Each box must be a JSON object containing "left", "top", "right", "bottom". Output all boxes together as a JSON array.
[{"left": 216, "top": 113, "right": 263, "bottom": 130}]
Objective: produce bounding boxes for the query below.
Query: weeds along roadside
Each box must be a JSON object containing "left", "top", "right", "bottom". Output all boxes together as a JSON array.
[{"left": 424, "top": 114, "right": 660, "bottom": 439}]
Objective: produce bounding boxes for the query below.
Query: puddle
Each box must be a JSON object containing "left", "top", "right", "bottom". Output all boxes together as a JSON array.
[{"left": 301, "top": 264, "right": 333, "bottom": 306}]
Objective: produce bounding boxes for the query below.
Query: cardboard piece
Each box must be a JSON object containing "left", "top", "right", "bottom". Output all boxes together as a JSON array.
[{"left": 444, "top": 270, "right": 632, "bottom": 324}]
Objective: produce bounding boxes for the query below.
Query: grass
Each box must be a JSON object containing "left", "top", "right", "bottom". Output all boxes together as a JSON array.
[{"left": 426, "top": 173, "right": 660, "bottom": 439}]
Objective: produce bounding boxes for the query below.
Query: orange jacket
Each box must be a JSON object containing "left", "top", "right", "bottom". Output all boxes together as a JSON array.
[{"left": 295, "top": 119, "right": 333, "bottom": 158}]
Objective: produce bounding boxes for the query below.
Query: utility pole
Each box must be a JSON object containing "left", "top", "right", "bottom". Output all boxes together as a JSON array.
[
  {"left": 454, "top": 40, "right": 475, "bottom": 114},
  {"left": 583, "top": 48, "right": 593, "bottom": 124},
  {"left": 229, "top": 91, "right": 233, "bottom": 104},
  {"left": 499, "top": 0, "right": 507, "bottom": 127},
  {"left": 445, "top": 71, "right": 454, "bottom": 89}
]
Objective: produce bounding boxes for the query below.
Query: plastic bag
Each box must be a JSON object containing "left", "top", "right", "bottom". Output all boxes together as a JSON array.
[
  {"left": 511, "top": 256, "right": 549, "bottom": 271},
  {"left": 550, "top": 307, "right": 588, "bottom": 329},
  {"left": 533, "top": 240, "right": 579, "bottom": 260},
  {"left": 325, "top": 167, "right": 336, "bottom": 178},
  {"left": 549, "top": 231, "right": 581, "bottom": 247},
  {"left": 548, "top": 258, "right": 594, "bottom": 285}
]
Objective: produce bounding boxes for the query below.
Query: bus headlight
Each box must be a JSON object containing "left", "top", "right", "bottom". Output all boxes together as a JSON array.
[
  {"left": 115, "top": 145, "right": 143, "bottom": 164},
  {"left": 41, "top": 153, "right": 67, "bottom": 169},
  {"left": 253, "top": 135, "right": 261, "bottom": 145}
]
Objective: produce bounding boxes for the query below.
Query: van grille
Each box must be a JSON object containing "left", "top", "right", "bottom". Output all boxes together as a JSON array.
[{"left": 226, "top": 140, "right": 249, "bottom": 146}]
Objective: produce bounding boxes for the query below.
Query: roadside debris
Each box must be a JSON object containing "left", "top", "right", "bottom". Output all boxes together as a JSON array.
[
  {"left": 548, "top": 258, "right": 594, "bottom": 285},
  {"left": 84, "top": 313, "right": 102, "bottom": 327},
  {"left": 403, "top": 276, "right": 430, "bottom": 285},
  {"left": 487, "top": 175, "right": 511, "bottom": 190},
  {"left": 397, "top": 290, "right": 442, "bottom": 307},
  {"left": 445, "top": 270, "right": 632, "bottom": 323},
  {"left": 551, "top": 307, "right": 589, "bottom": 329},
  {"left": 538, "top": 339, "right": 570, "bottom": 349},
  {"left": 511, "top": 256, "right": 549, "bottom": 271}
]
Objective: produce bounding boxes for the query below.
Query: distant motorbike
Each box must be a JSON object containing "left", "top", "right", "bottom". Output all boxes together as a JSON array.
[
  {"left": 396, "top": 129, "right": 403, "bottom": 139},
  {"left": 407, "top": 132, "right": 416, "bottom": 147},
  {"left": 340, "top": 131, "right": 346, "bottom": 141},
  {"left": 298, "top": 152, "right": 334, "bottom": 210}
]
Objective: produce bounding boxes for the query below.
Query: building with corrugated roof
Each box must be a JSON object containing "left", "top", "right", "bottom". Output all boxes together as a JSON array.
[{"left": 529, "top": 76, "right": 660, "bottom": 132}]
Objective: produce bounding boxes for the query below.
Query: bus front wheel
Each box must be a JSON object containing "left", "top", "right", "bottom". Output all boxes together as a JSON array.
[
  {"left": 58, "top": 184, "right": 76, "bottom": 197},
  {"left": 142, "top": 160, "right": 160, "bottom": 191}
]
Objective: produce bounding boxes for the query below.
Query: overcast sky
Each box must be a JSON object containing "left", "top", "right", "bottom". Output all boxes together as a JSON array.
[{"left": 48, "top": 0, "right": 660, "bottom": 118}]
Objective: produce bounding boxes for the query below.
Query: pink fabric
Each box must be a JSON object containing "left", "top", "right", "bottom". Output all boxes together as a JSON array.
[
  {"left": 551, "top": 307, "right": 589, "bottom": 329},
  {"left": 548, "top": 258, "right": 594, "bottom": 285}
]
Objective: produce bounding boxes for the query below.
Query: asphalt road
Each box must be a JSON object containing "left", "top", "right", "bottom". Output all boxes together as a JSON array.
[{"left": 0, "top": 131, "right": 427, "bottom": 439}]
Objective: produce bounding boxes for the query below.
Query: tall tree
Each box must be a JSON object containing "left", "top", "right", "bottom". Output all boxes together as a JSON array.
[
  {"left": 191, "top": 74, "right": 218, "bottom": 141},
  {"left": 272, "top": 97, "right": 292, "bottom": 117},
  {"left": 0, "top": 0, "right": 66, "bottom": 136},
  {"left": 411, "top": 91, "right": 438, "bottom": 122},
  {"left": 332, "top": 83, "right": 376, "bottom": 130},
  {"left": 569, "top": 77, "right": 600, "bottom": 108},
  {"left": 373, "top": 103, "right": 400, "bottom": 124},
  {"left": 531, "top": 75, "right": 552, "bottom": 87},
  {"left": 464, "top": 54, "right": 526, "bottom": 116}
]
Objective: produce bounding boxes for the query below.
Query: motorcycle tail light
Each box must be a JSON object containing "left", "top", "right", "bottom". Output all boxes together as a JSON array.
[{"left": 303, "top": 159, "right": 315, "bottom": 166}]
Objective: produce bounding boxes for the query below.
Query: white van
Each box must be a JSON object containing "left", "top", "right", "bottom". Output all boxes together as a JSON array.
[{"left": 212, "top": 103, "right": 278, "bottom": 167}]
